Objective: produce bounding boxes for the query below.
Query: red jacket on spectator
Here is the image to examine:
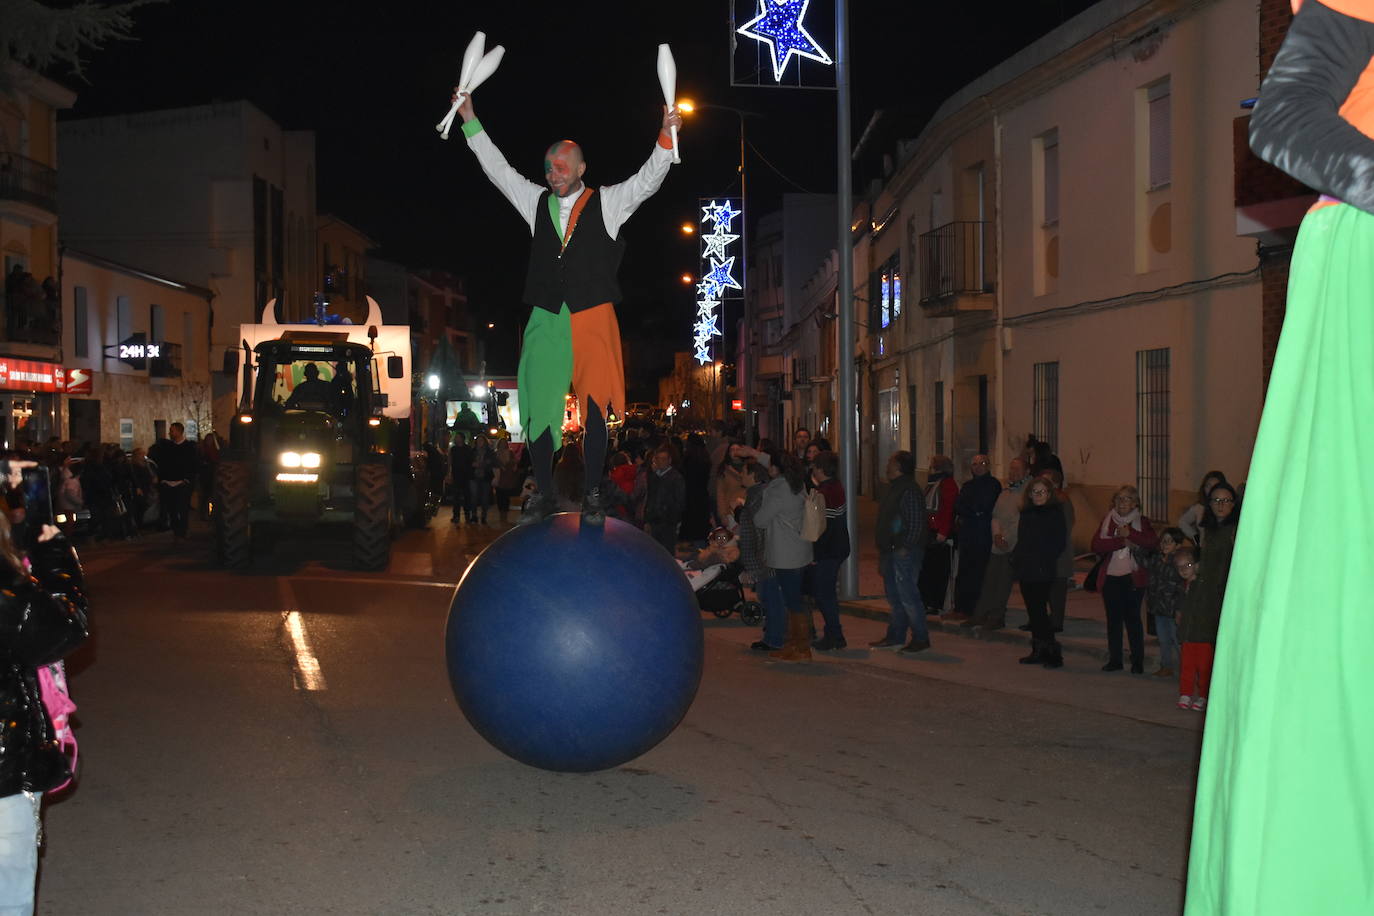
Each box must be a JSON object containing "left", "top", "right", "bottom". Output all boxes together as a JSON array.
[{"left": 925, "top": 475, "right": 959, "bottom": 539}]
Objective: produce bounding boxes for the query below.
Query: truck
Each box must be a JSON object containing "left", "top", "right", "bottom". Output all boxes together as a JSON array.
[{"left": 214, "top": 297, "right": 416, "bottom": 570}]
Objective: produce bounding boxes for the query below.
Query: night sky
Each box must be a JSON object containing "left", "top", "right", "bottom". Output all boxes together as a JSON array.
[{"left": 60, "top": 0, "right": 1095, "bottom": 386}]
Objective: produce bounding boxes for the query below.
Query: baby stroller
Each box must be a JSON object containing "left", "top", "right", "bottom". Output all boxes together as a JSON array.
[{"left": 693, "top": 560, "right": 763, "bottom": 625}]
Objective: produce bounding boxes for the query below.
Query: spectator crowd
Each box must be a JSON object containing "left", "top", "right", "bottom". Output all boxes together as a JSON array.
[{"left": 436, "top": 422, "right": 1242, "bottom": 711}]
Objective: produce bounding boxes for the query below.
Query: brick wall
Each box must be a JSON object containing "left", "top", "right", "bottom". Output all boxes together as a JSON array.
[{"left": 1260, "top": 249, "right": 1291, "bottom": 388}]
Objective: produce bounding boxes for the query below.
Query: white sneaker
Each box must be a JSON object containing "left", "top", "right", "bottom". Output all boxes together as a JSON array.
[
  {"left": 1177, "top": 695, "right": 1192, "bottom": 709},
  {"left": 1191, "top": 696, "right": 1207, "bottom": 711}
]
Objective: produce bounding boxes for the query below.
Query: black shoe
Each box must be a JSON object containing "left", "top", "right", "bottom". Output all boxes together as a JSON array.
[
  {"left": 580, "top": 486, "right": 608, "bottom": 526},
  {"left": 1018, "top": 623, "right": 1032, "bottom": 631},
  {"left": 812, "top": 635, "right": 847, "bottom": 651},
  {"left": 1019, "top": 639, "right": 1045, "bottom": 665},
  {"left": 750, "top": 640, "right": 781, "bottom": 651},
  {"left": 1102, "top": 661, "right": 1124, "bottom": 672},
  {"left": 1130, "top": 660, "right": 1145, "bottom": 674},
  {"left": 517, "top": 494, "right": 558, "bottom": 526},
  {"left": 898, "top": 638, "right": 930, "bottom": 654},
  {"left": 1041, "top": 641, "right": 1064, "bottom": 669},
  {"left": 868, "top": 637, "right": 903, "bottom": 649}
]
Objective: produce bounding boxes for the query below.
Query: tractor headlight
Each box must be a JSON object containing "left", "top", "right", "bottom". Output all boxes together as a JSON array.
[
  {"left": 279, "top": 451, "right": 302, "bottom": 468},
  {"left": 301, "top": 452, "right": 322, "bottom": 469}
]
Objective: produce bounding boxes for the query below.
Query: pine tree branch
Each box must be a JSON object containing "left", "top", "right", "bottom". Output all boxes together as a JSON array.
[{"left": 0, "top": 0, "right": 163, "bottom": 87}]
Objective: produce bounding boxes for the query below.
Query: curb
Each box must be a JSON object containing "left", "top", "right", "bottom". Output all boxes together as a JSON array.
[{"left": 836, "top": 600, "right": 1158, "bottom": 667}]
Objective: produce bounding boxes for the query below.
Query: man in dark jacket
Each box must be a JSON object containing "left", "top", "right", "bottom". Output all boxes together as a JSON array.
[
  {"left": 449, "top": 432, "right": 475, "bottom": 525},
  {"left": 148, "top": 423, "right": 198, "bottom": 539},
  {"left": 871, "top": 450, "right": 932, "bottom": 654},
  {"left": 953, "top": 455, "right": 1002, "bottom": 624},
  {"left": 638, "top": 446, "right": 684, "bottom": 552}
]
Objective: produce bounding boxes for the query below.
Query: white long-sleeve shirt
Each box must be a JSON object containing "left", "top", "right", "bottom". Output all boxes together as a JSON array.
[{"left": 463, "top": 119, "right": 674, "bottom": 239}]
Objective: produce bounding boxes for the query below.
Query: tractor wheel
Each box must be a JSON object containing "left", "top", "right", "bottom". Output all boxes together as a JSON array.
[
  {"left": 354, "top": 462, "right": 392, "bottom": 571},
  {"left": 214, "top": 460, "right": 251, "bottom": 569}
]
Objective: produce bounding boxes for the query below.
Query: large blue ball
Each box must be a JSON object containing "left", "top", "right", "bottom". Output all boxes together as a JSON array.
[{"left": 445, "top": 514, "right": 704, "bottom": 772}]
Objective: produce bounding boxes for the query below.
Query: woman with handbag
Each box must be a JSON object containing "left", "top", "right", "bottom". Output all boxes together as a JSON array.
[
  {"left": 0, "top": 505, "right": 88, "bottom": 913},
  {"left": 1090, "top": 485, "right": 1159, "bottom": 673}
]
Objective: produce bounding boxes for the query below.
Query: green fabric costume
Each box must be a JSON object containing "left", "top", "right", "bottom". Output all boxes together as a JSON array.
[
  {"left": 1186, "top": 202, "right": 1374, "bottom": 913},
  {"left": 1186, "top": 2, "right": 1374, "bottom": 910}
]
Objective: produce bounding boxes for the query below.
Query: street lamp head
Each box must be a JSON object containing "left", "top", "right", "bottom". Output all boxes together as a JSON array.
[
  {"left": 677, "top": 99, "right": 695, "bottom": 114},
  {"left": 487, "top": 322, "right": 495, "bottom": 329},
  {"left": 680, "top": 273, "right": 694, "bottom": 284},
  {"left": 680, "top": 223, "right": 695, "bottom": 234}
]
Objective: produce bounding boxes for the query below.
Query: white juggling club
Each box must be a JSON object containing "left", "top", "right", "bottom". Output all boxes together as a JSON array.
[
  {"left": 437, "top": 32, "right": 506, "bottom": 140},
  {"left": 656, "top": 43, "right": 680, "bottom": 164}
]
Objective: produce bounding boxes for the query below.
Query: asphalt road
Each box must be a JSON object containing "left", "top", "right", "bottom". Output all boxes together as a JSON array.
[{"left": 36, "top": 516, "right": 1202, "bottom": 915}]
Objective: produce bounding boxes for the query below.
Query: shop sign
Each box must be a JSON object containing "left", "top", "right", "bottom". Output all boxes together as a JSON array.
[
  {"left": 0, "top": 358, "right": 65, "bottom": 392},
  {"left": 64, "top": 367, "right": 93, "bottom": 395}
]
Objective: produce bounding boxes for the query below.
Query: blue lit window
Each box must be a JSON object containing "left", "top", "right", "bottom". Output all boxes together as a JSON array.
[{"left": 880, "top": 274, "right": 891, "bottom": 328}]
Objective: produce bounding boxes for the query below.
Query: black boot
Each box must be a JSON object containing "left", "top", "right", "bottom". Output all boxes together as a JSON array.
[
  {"left": 1041, "top": 639, "right": 1064, "bottom": 669},
  {"left": 1019, "top": 639, "right": 1046, "bottom": 665},
  {"left": 580, "top": 485, "right": 608, "bottom": 526},
  {"left": 517, "top": 493, "right": 558, "bottom": 526}
]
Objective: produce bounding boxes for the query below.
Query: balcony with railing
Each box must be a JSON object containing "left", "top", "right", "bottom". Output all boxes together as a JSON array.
[
  {"left": 2, "top": 276, "right": 59, "bottom": 347},
  {"left": 918, "top": 220, "right": 995, "bottom": 316},
  {"left": 0, "top": 153, "right": 58, "bottom": 220}
]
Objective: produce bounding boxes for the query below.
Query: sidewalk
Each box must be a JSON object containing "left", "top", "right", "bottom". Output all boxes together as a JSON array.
[{"left": 838, "top": 493, "right": 1164, "bottom": 668}]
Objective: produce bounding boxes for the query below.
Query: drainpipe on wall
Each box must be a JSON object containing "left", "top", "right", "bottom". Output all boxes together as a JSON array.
[{"left": 993, "top": 111, "right": 1007, "bottom": 475}]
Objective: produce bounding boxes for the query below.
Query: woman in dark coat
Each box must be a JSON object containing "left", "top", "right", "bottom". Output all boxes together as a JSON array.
[
  {"left": 1011, "top": 477, "right": 1068, "bottom": 668},
  {"left": 677, "top": 434, "right": 713, "bottom": 542},
  {"left": 0, "top": 512, "right": 88, "bottom": 912}
]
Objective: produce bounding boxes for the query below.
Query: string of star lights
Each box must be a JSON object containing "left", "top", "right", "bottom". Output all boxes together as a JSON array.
[
  {"left": 736, "top": 0, "right": 833, "bottom": 83},
  {"left": 694, "top": 198, "right": 744, "bottom": 365}
]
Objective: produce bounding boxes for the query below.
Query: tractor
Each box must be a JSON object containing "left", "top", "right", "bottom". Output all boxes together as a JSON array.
[{"left": 214, "top": 297, "right": 417, "bottom": 570}]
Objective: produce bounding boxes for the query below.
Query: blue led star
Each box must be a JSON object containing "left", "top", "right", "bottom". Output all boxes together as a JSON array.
[
  {"left": 694, "top": 345, "right": 713, "bottom": 365},
  {"left": 701, "top": 199, "right": 742, "bottom": 232},
  {"left": 703, "top": 257, "right": 742, "bottom": 296},
  {"left": 693, "top": 314, "right": 720, "bottom": 338},
  {"left": 697, "top": 299, "right": 721, "bottom": 318},
  {"left": 736, "top": 0, "right": 833, "bottom": 82},
  {"left": 697, "top": 277, "right": 723, "bottom": 300}
]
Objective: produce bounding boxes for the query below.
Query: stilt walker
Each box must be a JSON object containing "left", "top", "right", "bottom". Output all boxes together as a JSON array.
[
  {"left": 440, "top": 40, "right": 683, "bottom": 525},
  {"left": 1186, "top": 2, "right": 1374, "bottom": 911}
]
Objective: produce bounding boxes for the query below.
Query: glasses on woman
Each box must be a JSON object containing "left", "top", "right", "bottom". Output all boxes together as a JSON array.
[{"left": 1210, "top": 497, "right": 1234, "bottom": 505}]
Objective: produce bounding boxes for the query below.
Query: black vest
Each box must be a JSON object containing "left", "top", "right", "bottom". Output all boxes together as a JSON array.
[{"left": 522, "top": 189, "right": 625, "bottom": 314}]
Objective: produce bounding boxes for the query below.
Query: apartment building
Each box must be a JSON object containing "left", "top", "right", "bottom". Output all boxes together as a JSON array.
[
  {"left": 58, "top": 101, "right": 317, "bottom": 425},
  {"left": 837, "top": 0, "right": 1263, "bottom": 528}
]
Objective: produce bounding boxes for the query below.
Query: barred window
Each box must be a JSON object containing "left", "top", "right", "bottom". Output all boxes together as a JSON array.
[
  {"left": 1033, "top": 361, "right": 1059, "bottom": 452},
  {"left": 1136, "top": 348, "right": 1170, "bottom": 519}
]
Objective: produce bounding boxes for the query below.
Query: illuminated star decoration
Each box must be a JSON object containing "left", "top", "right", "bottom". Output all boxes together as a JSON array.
[
  {"left": 736, "top": 0, "right": 834, "bottom": 82},
  {"left": 701, "top": 227, "right": 739, "bottom": 261},
  {"left": 693, "top": 197, "right": 744, "bottom": 364},
  {"left": 701, "top": 199, "right": 741, "bottom": 232},
  {"left": 703, "top": 257, "right": 742, "bottom": 296}
]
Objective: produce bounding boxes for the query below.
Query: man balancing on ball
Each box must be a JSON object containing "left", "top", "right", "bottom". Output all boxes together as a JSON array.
[{"left": 452, "top": 89, "right": 682, "bottom": 526}]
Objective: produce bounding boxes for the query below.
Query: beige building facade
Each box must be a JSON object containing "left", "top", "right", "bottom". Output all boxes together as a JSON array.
[
  {"left": 832, "top": 0, "right": 1263, "bottom": 536},
  {"left": 61, "top": 249, "right": 214, "bottom": 449}
]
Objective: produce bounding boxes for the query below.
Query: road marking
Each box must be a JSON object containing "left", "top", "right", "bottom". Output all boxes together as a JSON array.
[
  {"left": 277, "top": 580, "right": 326, "bottom": 691},
  {"left": 288, "top": 576, "right": 456, "bottom": 589}
]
